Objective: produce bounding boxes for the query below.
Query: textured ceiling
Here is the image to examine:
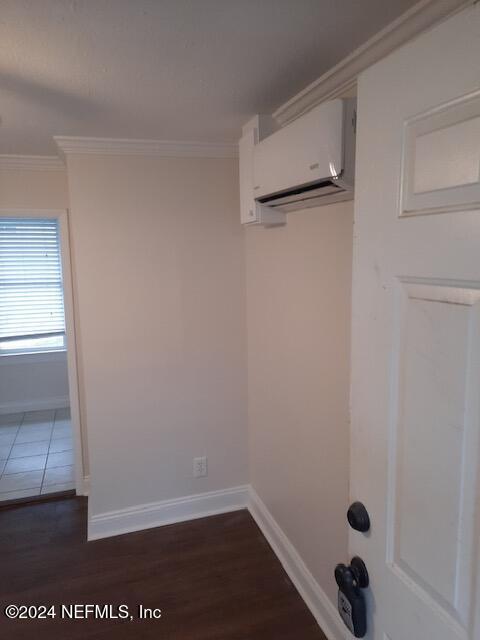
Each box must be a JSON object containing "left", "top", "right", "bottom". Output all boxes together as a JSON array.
[{"left": 0, "top": 0, "right": 417, "bottom": 155}]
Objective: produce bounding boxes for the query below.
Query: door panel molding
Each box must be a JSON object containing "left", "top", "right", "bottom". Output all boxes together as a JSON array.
[
  {"left": 386, "top": 277, "right": 480, "bottom": 636},
  {"left": 400, "top": 90, "right": 480, "bottom": 217}
]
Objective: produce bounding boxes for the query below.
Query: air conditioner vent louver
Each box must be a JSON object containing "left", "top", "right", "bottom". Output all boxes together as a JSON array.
[{"left": 257, "top": 178, "right": 346, "bottom": 212}]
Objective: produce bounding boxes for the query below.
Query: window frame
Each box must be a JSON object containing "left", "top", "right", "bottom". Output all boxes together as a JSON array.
[{"left": 0, "top": 333, "right": 67, "bottom": 357}]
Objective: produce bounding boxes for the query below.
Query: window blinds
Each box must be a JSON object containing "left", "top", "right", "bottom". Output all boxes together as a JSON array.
[{"left": 0, "top": 218, "right": 66, "bottom": 343}]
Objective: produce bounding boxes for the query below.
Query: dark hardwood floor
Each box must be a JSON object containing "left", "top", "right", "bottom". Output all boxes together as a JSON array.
[{"left": 0, "top": 497, "right": 327, "bottom": 639}]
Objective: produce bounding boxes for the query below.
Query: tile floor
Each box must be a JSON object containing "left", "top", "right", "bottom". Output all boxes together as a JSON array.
[{"left": 0, "top": 408, "right": 75, "bottom": 501}]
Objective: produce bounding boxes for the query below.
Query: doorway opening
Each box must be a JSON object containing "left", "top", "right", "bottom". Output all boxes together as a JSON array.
[{"left": 0, "top": 210, "right": 84, "bottom": 503}]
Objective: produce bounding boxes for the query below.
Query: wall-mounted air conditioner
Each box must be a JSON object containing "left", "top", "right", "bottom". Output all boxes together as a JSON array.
[{"left": 239, "top": 98, "right": 356, "bottom": 226}]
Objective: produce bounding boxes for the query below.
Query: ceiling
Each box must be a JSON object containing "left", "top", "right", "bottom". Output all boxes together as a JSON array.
[{"left": 0, "top": 0, "right": 417, "bottom": 155}]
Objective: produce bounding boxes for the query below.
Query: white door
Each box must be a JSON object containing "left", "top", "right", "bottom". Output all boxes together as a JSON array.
[{"left": 350, "top": 4, "right": 480, "bottom": 640}]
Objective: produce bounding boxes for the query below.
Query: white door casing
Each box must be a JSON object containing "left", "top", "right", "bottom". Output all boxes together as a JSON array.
[
  {"left": 350, "top": 5, "right": 480, "bottom": 640},
  {"left": 0, "top": 208, "right": 86, "bottom": 496}
]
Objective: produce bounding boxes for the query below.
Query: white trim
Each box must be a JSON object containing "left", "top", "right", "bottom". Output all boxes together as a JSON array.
[
  {"left": 87, "top": 484, "right": 344, "bottom": 638},
  {"left": 273, "top": 0, "right": 471, "bottom": 126},
  {"left": 88, "top": 485, "right": 249, "bottom": 541},
  {"left": 0, "top": 395, "right": 69, "bottom": 415},
  {"left": 248, "top": 487, "right": 345, "bottom": 640},
  {"left": 55, "top": 136, "right": 238, "bottom": 158},
  {"left": 0, "top": 155, "right": 64, "bottom": 171},
  {"left": 78, "top": 475, "right": 90, "bottom": 497},
  {"left": 400, "top": 88, "right": 480, "bottom": 217},
  {"left": 57, "top": 209, "right": 87, "bottom": 498}
]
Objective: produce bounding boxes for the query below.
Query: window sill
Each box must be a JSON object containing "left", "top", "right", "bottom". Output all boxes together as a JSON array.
[{"left": 0, "top": 350, "right": 67, "bottom": 366}]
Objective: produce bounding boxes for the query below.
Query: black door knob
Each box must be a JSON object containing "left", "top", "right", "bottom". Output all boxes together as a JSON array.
[
  {"left": 335, "top": 556, "right": 369, "bottom": 590},
  {"left": 347, "top": 502, "right": 370, "bottom": 532}
]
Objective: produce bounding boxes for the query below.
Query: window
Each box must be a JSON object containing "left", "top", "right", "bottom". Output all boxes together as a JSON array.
[{"left": 0, "top": 218, "right": 66, "bottom": 355}]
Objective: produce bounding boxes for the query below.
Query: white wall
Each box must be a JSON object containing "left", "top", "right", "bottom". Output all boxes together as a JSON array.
[
  {"left": 64, "top": 154, "right": 248, "bottom": 518},
  {"left": 0, "top": 166, "right": 69, "bottom": 210},
  {"left": 1, "top": 160, "right": 352, "bottom": 615},
  {"left": 0, "top": 352, "right": 69, "bottom": 414},
  {"left": 0, "top": 166, "right": 71, "bottom": 414},
  {"left": 245, "top": 201, "right": 353, "bottom": 605}
]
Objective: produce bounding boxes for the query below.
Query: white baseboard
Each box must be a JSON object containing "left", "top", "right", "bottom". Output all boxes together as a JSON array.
[
  {"left": 0, "top": 396, "right": 70, "bottom": 415},
  {"left": 77, "top": 475, "right": 90, "bottom": 497},
  {"left": 248, "top": 487, "right": 345, "bottom": 640},
  {"left": 88, "top": 484, "right": 249, "bottom": 541},
  {"left": 87, "top": 482, "right": 344, "bottom": 640}
]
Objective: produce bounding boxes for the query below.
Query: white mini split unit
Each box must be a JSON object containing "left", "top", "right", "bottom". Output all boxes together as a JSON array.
[{"left": 239, "top": 98, "right": 356, "bottom": 226}]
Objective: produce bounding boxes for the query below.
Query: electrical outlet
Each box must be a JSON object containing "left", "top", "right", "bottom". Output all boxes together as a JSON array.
[{"left": 193, "top": 456, "right": 208, "bottom": 478}]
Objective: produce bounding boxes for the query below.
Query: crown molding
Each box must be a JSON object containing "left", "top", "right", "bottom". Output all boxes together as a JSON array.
[
  {"left": 273, "top": 0, "right": 472, "bottom": 126},
  {"left": 54, "top": 136, "right": 238, "bottom": 158},
  {"left": 0, "top": 154, "right": 65, "bottom": 171}
]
